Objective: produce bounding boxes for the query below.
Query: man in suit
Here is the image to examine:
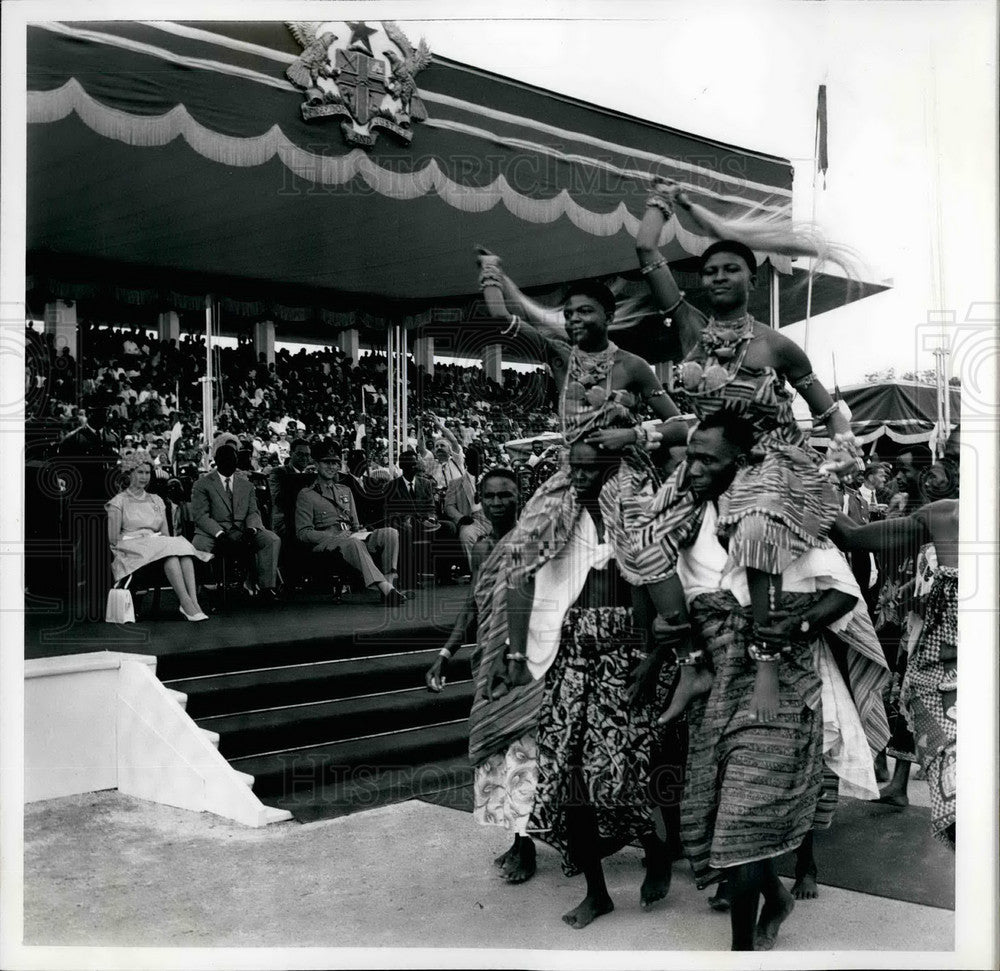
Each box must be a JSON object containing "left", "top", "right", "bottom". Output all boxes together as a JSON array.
[
  {"left": 443, "top": 471, "right": 492, "bottom": 569},
  {"left": 387, "top": 449, "right": 456, "bottom": 586},
  {"left": 294, "top": 440, "right": 405, "bottom": 606},
  {"left": 190, "top": 442, "right": 281, "bottom": 600},
  {"left": 268, "top": 436, "right": 316, "bottom": 539}
]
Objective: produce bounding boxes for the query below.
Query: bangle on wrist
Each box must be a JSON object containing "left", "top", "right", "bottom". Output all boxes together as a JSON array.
[
  {"left": 639, "top": 256, "right": 669, "bottom": 276},
  {"left": 500, "top": 315, "right": 521, "bottom": 337},
  {"left": 438, "top": 647, "right": 453, "bottom": 660},
  {"left": 505, "top": 652, "right": 527, "bottom": 662},
  {"left": 747, "top": 642, "right": 782, "bottom": 663},
  {"left": 814, "top": 402, "right": 839, "bottom": 424},
  {"left": 645, "top": 193, "right": 674, "bottom": 218}
]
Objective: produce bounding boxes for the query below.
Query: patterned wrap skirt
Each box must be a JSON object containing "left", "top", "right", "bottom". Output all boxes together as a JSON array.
[
  {"left": 528, "top": 606, "right": 679, "bottom": 875},
  {"left": 473, "top": 734, "right": 539, "bottom": 837},
  {"left": 901, "top": 564, "right": 957, "bottom": 847},
  {"left": 682, "top": 590, "right": 825, "bottom": 886}
]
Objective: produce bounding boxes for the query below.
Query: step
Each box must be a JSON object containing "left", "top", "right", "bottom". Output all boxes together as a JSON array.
[
  {"left": 232, "top": 719, "right": 470, "bottom": 798},
  {"left": 166, "top": 651, "right": 474, "bottom": 719},
  {"left": 154, "top": 624, "right": 451, "bottom": 681},
  {"left": 197, "top": 682, "right": 475, "bottom": 759},
  {"left": 263, "top": 755, "right": 475, "bottom": 823}
]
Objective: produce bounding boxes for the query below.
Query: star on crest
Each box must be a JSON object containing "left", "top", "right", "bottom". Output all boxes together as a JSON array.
[{"left": 345, "top": 21, "right": 378, "bottom": 56}]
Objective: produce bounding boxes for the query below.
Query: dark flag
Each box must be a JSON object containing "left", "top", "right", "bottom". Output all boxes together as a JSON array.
[{"left": 816, "top": 84, "right": 829, "bottom": 187}]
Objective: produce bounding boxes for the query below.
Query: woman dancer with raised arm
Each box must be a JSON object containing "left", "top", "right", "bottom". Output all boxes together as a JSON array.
[{"left": 626, "top": 180, "right": 863, "bottom": 723}]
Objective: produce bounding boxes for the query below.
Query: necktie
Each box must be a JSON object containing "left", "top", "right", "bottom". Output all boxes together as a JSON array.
[{"left": 224, "top": 476, "right": 233, "bottom": 506}]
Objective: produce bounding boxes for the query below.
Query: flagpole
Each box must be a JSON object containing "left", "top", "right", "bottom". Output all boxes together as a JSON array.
[{"left": 804, "top": 85, "right": 825, "bottom": 356}]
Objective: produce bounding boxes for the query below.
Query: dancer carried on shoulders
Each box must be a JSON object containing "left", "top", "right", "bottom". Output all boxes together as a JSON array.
[{"left": 627, "top": 179, "right": 863, "bottom": 724}]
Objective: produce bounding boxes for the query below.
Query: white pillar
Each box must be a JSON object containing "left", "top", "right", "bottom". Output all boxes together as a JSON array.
[
  {"left": 483, "top": 344, "right": 503, "bottom": 385},
  {"left": 157, "top": 310, "right": 180, "bottom": 344},
  {"left": 337, "top": 328, "right": 360, "bottom": 366},
  {"left": 253, "top": 319, "right": 275, "bottom": 366},
  {"left": 44, "top": 299, "right": 78, "bottom": 358},
  {"left": 413, "top": 335, "right": 434, "bottom": 376}
]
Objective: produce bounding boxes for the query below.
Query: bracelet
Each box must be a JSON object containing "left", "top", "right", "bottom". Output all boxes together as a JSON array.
[
  {"left": 505, "top": 652, "right": 527, "bottom": 662},
  {"left": 747, "top": 642, "right": 782, "bottom": 663},
  {"left": 662, "top": 292, "right": 685, "bottom": 315},
  {"left": 500, "top": 315, "right": 521, "bottom": 337},
  {"left": 479, "top": 268, "right": 504, "bottom": 290},
  {"left": 814, "top": 402, "right": 840, "bottom": 424},
  {"left": 645, "top": 193, "right": 674, "bottom": 218},
  {"left": 675, "top": 647, "right": 707, "bottom": 666},
  {"left": 632, "top": 424, "right": 646, "bottom": 446},
  {"left": 639, "top": 257, "right": 669, "bottom": 276},
  {"left": 645, "top": 388, "right": 668, "bottom": 400},
  {"left": 792, "top": 371, "right": 818, "bottom": 392},
  {"left": 438, "top": 647, "right": 453, "bottom": 660}
]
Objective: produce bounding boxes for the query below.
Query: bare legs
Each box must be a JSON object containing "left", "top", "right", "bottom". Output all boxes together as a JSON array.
[
  {"left": 727, "top": 858, "right": 795, "bottom": 951},
  {"left": 163, "top": 555, "right": 204, "bottom": 616}
]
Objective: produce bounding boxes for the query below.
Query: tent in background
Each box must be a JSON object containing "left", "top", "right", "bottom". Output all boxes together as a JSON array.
[{"left": 795, "top": 380, "right": 961, "bottom": 449}]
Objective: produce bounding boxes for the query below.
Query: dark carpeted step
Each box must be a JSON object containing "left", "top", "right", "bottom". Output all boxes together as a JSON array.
[
  {"left": 198, "top": 682, "right": 475, "bottom": 759},
  {"left": 233, "top": 719, "right": 470, "bottom": 798},
  {"left": 166, "top": 650, "right": 474, "bottom": 719},
  {"left": 263, "top": 755, "right": 475, "bottom": 823},
  {"left": 155, "top": 624, "right": 451, "bottom": 681}
]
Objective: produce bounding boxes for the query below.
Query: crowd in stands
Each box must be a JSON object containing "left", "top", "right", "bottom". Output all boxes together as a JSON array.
[
  {"left": 24, "top": 321, "right": 565, "bottom": 612},
  {"left": 25, "top": 322, "right": 559, "bottom": 478}
]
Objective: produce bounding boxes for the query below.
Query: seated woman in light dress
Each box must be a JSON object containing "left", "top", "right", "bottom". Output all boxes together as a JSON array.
[{"left": 106, "top": 449, "right": 212, "bottom": 621}]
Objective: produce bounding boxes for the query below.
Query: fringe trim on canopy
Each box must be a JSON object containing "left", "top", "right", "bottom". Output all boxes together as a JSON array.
[{"left": 28, "top": 78, "right": 792, "bottom": 261}]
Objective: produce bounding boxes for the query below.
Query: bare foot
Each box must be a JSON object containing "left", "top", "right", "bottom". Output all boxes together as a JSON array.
[
  {"left": 658, "top": 666, "right": 714, "bottom": 725},
  {"left": 874, "top": 750, "right": 890, "bottom": 784},
  {"left": 562, "top": 892, "right": 614, "bottom": 929},
  {"left": 640, "top": 837, "right": 671, "bottom": 909},
  {"left": 502, "top": 837, "right": 536, "bottom": 884},
  {"left": 874, "top": 789, "right": 909, "bottom": 808},
  {"left": 755, "top": 884, "right": 795, "bottom": 950},
  {"left": 708, "top": 880, "right": 731, "bottom": 912},
  {"left": 791, "top": 874, "right": 818, "bottom": 900},
  {"left": 494, "top": 838, "right": 518, "bottom": 869}
]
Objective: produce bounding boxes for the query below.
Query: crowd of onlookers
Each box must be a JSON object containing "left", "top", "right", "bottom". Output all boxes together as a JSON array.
[
  {"left": 24, "top": 321, "right": 957, "bottom": 621},
  {"left": 23, "top": 322, "right": 564, "bottom": 615},
  {"left": 25, "top": 322, "right": 559, "bottom": 474}
]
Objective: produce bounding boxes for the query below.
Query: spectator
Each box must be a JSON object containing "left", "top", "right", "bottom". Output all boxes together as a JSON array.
[
  {"left": 106, "top": 449, "right": 212, "bottom": 621},
  {"left": 190, "top": 443, "right": 281, "bottom": 602},
  {"left": 294, "top": 439, "right": 405, "bottom": 605},
  {"left": 268, "top": 436, "right": 316, "bottom": 538}
]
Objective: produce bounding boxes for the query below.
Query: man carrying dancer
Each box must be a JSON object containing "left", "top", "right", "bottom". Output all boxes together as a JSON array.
[
  {"left": 626, "top": 408, "right": 883, "bottom": 950},
  {"left": 423, "top": 468, "right": 540, "bottom": 883},
  {"left": 489, "top": 439, "right": 677, "bottom": 929},
  {"left": 626, "top": 180, "right": 863, "bottom": 723}
]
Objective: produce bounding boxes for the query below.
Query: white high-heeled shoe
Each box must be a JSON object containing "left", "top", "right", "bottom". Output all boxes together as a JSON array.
[{"left": 179, "top": 607, "right": 209, "bottom": 622}]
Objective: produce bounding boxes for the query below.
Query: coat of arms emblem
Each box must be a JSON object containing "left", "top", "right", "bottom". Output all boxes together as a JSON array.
[{"left": 286, "top": 20, "right": 431, "bottom": 147}]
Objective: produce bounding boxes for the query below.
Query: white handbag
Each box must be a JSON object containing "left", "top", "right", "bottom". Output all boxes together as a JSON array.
[{"left": 105, "top": 575, "right": 136, "bottom": 624}]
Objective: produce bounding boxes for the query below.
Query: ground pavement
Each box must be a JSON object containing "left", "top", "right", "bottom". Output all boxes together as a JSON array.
[{"left": 20, "top": 777, "right": 952, "bottom": 954}]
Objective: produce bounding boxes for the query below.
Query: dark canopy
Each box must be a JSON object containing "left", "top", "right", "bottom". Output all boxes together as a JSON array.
[{"left": 26, "top": 20, "right": 883, "bottom": 353}]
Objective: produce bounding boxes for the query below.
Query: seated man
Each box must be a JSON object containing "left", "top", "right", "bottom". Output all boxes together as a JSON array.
[
  {"left": 387, "top": 449, "right": 456, "bottom": 586},
  {"left": 268, "top": 436, "right": 316, "bottom": 538},
  {"left": 294, "top": 440, "right": 405, "bottom": 605},
  {"left": 443, "top": 471, "right": 492, "bottom": 569},
  {"left": 190, "top": 442, "right": 281, "bottom": 602}
]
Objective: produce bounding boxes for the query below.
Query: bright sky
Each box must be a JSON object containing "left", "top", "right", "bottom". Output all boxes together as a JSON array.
[{"left": 397, "top": 1, "right": 997, "bottom": 385}]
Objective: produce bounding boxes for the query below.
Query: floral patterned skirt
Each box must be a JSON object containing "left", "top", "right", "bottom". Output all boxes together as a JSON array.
[
  {"left": 473, "top": 734, "right": 538, "bottom": 836},
  {"left": 528, "top": 606, "right": 678, "bottom": 875}
]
